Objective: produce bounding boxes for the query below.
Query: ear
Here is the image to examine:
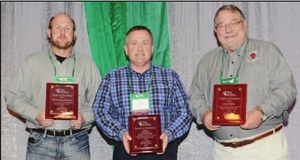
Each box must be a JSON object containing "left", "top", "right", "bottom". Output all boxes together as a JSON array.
[
  {"left": 243, "top": 20, "right": 247, "bottom": 29},
  {"left": 74, "top": 31, "right": 77, "bottom": 40},
  {"left": 242, "top": 20, "right": 248, "bottom": 34},
  {"left": 124, "top": 45, "right": 128, "bottom": 56},
  {"left": 151, "top": 45, "right": 154, "bottom": 55},
  {"left": 243, "top": 20, "right": 247, "bottom": 27},
  {"left": 47, "top": 28, "right": 51, "bottom": 39}
]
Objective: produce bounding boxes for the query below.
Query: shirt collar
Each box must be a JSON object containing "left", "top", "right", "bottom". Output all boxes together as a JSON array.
[
  {"left": 49, "top": 49, "right": 75, "bottom": 59},
  {"left": 128, "top": 63, "right": 153, "bottom": 76}
]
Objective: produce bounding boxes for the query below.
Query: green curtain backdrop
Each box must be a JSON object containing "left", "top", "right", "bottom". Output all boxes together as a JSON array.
[{"left": 84, "top": 2, "right": 171, "bottom": 77}]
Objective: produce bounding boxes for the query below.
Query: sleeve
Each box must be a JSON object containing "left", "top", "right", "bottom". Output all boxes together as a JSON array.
[
  {"left": 164, "top": 71, "right": 193, "bottom": 142},
  {"left": 260, "top": 43, "right": 297, "bottom": 118},
  {"left": 80, "top": 59, "right": 102, "bottom": 127},
  {"left": 92, "top": 73, "right": 126, "bottom": 141},
  {"left": 188, "top": 60, "right": 211, "bottom": 125},
  {"left": 4, "top": 57, "right": 40, "bottom": 125}
]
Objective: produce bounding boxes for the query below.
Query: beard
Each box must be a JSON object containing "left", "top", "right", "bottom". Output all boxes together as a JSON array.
[
  {"left": 49, "top": 35, "right": 76, "bottom": 50},
  {"left": 51, "top": 39, "right": 74, "bottom": 50}
]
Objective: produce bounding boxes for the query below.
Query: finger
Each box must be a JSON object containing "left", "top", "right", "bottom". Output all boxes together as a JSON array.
[
  {"left": 70, "top": 123, "right": 76, "bottom": 129},
  {"left": 124, "top": 143, "right": 130, "bottom": 154},
  {"left": 125, "top": 134, "right": 132, "bottom": 141}
]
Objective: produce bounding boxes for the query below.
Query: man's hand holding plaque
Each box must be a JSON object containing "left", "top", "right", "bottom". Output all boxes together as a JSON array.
[
  {"left": 45, "top": 83, "right": 78, "bottom": 120},
  {"left": 212, "top": 84, "right": 247, "bottom": 125}
]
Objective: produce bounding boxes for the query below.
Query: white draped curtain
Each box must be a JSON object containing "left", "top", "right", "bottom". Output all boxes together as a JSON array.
[{"left": 1, "top": 2, "right": 300, "bottom": 160}]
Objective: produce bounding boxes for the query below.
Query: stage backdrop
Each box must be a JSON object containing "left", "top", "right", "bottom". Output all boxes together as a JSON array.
[
  {"left": 84, "top": 2, "right": 171, "bottom": 76},
  {"left": 1, "top": 2, "right": 300, "bottom": 160}
]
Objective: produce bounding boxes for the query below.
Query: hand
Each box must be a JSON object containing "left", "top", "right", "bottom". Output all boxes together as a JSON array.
[
  {"left": 35, "top": 111, "right": 54, "bottom": 128},
  {"left": 70, "top": 113, "right": 85, "bottom": 129},
  {"left": 122, "top": 131, "right": 137, "bottom": 156},
  {"left": 240, "top": 109, "right": 262, "bottom": 129},
  {"left": 157, "top": 132, "right": 169, "bottom": 155},
  {"left": 202, "top": 111, "right": 220, "bottom": 131}
]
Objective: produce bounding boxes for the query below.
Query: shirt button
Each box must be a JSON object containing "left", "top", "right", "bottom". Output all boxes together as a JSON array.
[
  {"left": 230, "top": 75, "right": 233, "bottom": 77},
  {"left": 231, "top": 61, "right": 234, "bottom": 64}
]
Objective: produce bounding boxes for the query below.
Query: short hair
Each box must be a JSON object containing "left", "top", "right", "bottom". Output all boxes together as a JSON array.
[
  {"left": 214, "top": 4, "right": 245, "bottom": 27},
  {"left": 48, "top": 13, "right": 76, "bottom": 31},
  {"left": 125, "top": 25, "right": 153, "bottom": 44}
]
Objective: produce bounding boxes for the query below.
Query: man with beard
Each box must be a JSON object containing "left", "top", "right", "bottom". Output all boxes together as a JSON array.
[
  {"left": 189, "top": 4, "right": 296, "bottom": 160},
  {"left": 4, "top": 13, "right": 101, "bottom": 160}
]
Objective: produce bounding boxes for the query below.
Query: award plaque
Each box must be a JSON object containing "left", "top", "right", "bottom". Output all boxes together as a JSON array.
[
  {"left": 128, "top": 114, "right": 163, "bottom": 154},
  {"left": 212, "top": 84, "right": 247, "bottom": 125},
  {"left": 45, "top": 83, "right": 78, "bottom": 120}
]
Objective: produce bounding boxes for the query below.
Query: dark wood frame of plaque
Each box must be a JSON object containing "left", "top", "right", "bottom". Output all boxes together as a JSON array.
[
  {"left": 212, "top": 84, "right": 247, "bottom": 125},
  {"left": 128, "top": 114, "right": 163, "bottom": 154},
  {"left": 45, "top": 83, "right": 78, "bottom": 120}
]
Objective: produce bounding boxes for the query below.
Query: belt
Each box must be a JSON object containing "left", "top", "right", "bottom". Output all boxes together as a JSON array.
[
  {"left": 218, "top": 124, "right": 283, "bottom": 148},
  {"left": 31, "top": 128, "right": 84, "bottom": 137}
]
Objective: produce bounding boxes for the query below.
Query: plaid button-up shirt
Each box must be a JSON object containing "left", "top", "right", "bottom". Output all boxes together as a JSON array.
[{"left": 93, "top": 64, "right": 192, "bottom": 142}]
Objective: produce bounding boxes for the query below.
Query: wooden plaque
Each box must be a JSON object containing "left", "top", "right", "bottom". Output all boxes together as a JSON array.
[
  {"left": 212, "top": 84, "right": 247, "bottom": 125},
  {"left": 128, "top": 114, "right": 163, "bottom": 154},
  {"left": 45, "top": 83, "right": 78, "bottom": 120}
]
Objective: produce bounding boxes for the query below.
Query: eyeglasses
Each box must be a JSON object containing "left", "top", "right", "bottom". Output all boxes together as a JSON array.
[{"left": 215, "top": 19, "right": 243, "bottom": 30}]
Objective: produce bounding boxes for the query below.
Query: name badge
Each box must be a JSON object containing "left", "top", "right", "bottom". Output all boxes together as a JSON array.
[
  {"left": 220, "top": 77, "right": 238, "bottom": 84},
  {"left": 54, "top": 76, "right": 74, "bottom": 83},
  {"left": 130, "top": 92, "right": 150, "bottom": 112}
]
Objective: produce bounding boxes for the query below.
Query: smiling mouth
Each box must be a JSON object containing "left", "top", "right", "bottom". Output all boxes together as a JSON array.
[
  {"left": 136, "top": 53, "right": 145, "bottom": 56},
  {"left": 224, "top": 35, "right": 235, "bottom": 38}
]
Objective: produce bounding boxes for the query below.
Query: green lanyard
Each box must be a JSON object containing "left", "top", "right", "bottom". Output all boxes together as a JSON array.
[
  {"left": 48, "top": 51, "right": 76, "bottom": 82},
  {"left": 219, "top": 38, "right": 249, "bottom": 84},
  {"left": 127, "top": 66, "right": 153, "bottom": 112},
  {"left": 127, "top": 65, "right": 153, "bottom": 94}
]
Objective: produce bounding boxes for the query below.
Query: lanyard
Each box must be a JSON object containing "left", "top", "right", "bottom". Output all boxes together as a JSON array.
[
  {"left": 127, "top": 65, "right": 153, "bottom": 94},
  {"left": 48, "top": 50, "right": 76, "bottom": 80},
  {"left": 219, "top": 38, "right": 249, "bottom": 84}
]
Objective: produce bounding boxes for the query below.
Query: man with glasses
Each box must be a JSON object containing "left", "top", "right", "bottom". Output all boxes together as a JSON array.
[{"left": 189, "top": 4, "right": 296, "bottom": 159}]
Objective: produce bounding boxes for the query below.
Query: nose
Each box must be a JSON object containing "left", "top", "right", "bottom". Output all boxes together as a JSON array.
[
  {"left": 60, "top": 28, "right": 65, "bottom": 34},
  {"left": 137, "top": 44, "right": 143, "bottom": 50},
  {"left": 225, "top": 24, "right": 232, "bottom": 32}
]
